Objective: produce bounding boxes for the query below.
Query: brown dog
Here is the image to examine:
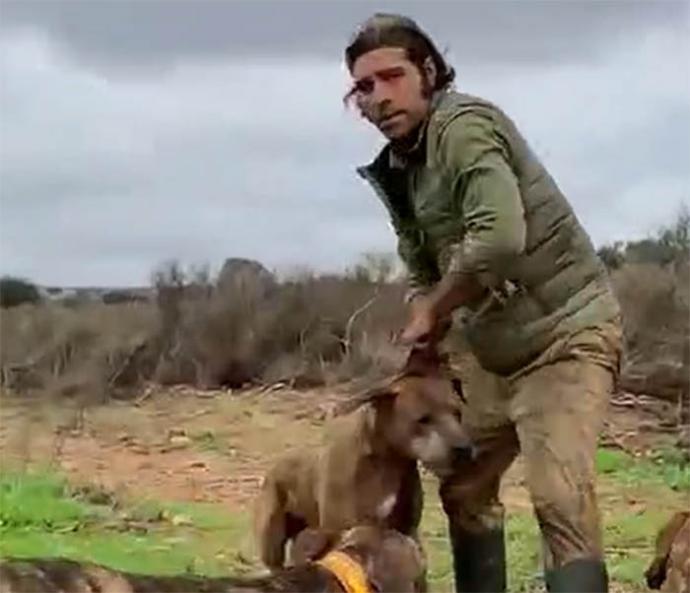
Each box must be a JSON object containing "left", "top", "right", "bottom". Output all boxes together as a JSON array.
[
  {"left": 0, "top": 526, "right": 425, "bottom": 593},
  {"left": 253, "top": 347, "right": 472, "bottom": 570},
  {"left": 645, "top": 511, "right": 690, "bottom": 592}
]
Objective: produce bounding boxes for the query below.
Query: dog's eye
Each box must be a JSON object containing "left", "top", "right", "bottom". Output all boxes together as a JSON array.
[{"left": 418, "top": 414, "right": 432, "bottom": 426}]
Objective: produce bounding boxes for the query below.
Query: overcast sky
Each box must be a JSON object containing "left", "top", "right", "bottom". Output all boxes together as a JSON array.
[{"left": 1, "top": 1, "right": 688, "bottom": 287}]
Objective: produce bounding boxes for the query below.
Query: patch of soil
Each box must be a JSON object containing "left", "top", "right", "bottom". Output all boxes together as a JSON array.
[
  {"left": 0, "top": 385, "right": 348, "bottom": 508},
  {"left": 0, "top": 386, "right": 679, "bottom": 513},
  {"left": 57, "top": 433, "right": 263, "bottom": 506}
]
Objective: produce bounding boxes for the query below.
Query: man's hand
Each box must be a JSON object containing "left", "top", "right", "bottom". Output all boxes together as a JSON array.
[
  {"left": 397, "top": 272, "right": 486, "bottom": 347},
  {"left": 398, "top": 295, "right": 452, "bottom": 346},
  {"left": 398, "top": 296, "right": 437, "bottom": 346}
]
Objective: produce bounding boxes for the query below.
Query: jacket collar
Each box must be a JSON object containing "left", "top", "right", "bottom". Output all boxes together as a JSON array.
[{"left": 356, "top": 89, "right": 449, "bottom": 186}]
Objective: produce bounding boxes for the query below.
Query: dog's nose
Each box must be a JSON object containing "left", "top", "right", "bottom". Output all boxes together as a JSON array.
[{"left": 451, "top": 444, "right": 477, "bottom": 464}]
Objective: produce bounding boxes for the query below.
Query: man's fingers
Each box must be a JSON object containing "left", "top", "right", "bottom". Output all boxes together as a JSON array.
[{"left": 399, "top": 328, "right": 431, "bottom": 347}]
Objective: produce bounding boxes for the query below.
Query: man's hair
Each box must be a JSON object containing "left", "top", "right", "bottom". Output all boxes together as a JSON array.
[{"left": 345, "top": 13, "right": 455, "bottom": 93}]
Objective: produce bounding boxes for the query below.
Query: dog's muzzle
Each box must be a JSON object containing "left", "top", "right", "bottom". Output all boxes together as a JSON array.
[
  {"left": 422, "top": 444, "right": 478, "bottom": 478},
  {"left": 451, "top": 444, "right": 478, "bottom": 464}
]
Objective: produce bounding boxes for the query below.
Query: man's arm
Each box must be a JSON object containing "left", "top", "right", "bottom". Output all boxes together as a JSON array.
[
  {"left": 428, "top": 110, "right": 527, "bottom": 317},
  {"left": 399, "top": 111, "right": 526, "bottom": 344},
  {"left": 394, "top": 225, "right": 441, "bottom": 303}
]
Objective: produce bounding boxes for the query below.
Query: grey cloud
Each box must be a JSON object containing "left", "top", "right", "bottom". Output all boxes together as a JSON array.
[
  {"left": 1, "top": 6, "right": 688, "bottom": 287},
  {"left": 1, "top": 0, "right": 686, "bottom": 75},
  {"left": 556, "top": 125, "right": 689, "bottom": 245}
]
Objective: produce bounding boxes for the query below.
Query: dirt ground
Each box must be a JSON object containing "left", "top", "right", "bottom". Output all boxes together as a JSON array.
[
  {"left": 0, "top": 384, "right": 347, "bottom": 507},
  {"left": 1, "top": 383, "right": 687, "bottom": 593},
  {"left": 0, "top": 383, "right": 678, "bottom": 512}
]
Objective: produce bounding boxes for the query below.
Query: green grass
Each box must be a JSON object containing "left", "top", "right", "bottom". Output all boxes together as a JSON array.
[
  {"left": 190, "top": 430, "right": 225, "bottom": 453},
  {"left": 0, "top": 470, "right": 258, "bottom": 577},
  {"left": 0, "top": 471, "right": 101, "bottom": 531},
  {"left": 419, "top": 479, "right": 542, "bottom": 593},
  {"left": 421, "top": 446, "right": 688, "bottom": 591},
  {"left": 0, "top": 445, "right": 685, "bottom": 591},
  {"left": 596, "top": 447, "right": 690, "bottom": 491},
  {"left": 603, "top": 508, "right": 671, "bottom": 585},
  {"left": 594, "top": 445, "right": 689, "bottom": 585}
]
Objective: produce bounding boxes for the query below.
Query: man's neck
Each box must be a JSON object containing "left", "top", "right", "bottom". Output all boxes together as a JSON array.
[
  {"left": 390, "top": 121, "right": 425, "bottom": 155},
  {"left": 389, "top": 89, "right": 446, "bottom": 160}
]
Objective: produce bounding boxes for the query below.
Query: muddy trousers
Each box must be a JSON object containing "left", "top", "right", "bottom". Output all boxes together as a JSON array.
[{"left": 441, "top": 325, "right": 621, "bottom": 593}]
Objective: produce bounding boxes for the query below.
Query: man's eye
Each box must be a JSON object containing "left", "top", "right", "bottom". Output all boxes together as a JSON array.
[
  {"left": 379, "top": 69, "right": 404, "bottom": 82},
  {"left": 354, "top": 79, "right": 374, "bottom": 94}
]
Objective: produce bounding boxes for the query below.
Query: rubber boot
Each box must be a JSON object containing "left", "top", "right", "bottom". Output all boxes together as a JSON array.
[
  {"left": 449, "top": 525, "right": 507, "bottom": 593},
  {"left": 545, "top": 558, "right": 609, "bottom": 593}
]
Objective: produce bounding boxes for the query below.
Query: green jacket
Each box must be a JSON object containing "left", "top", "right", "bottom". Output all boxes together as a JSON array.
[{"left": 358, "top": 90, "right": 620, "bottom": 376}]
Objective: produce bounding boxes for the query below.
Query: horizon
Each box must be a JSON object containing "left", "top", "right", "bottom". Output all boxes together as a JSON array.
[{"left": 3, "top": 208, "right": 687, "bottom": 291}]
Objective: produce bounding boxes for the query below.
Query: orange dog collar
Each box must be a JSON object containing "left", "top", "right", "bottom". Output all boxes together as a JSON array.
[{"left": 317, "top": 550, "right": 371, "bottom": 593}]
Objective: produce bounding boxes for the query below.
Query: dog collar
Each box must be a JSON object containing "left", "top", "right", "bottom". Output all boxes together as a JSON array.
[{"left": 317, "top": 550, "right": 371, "bottom": 593}]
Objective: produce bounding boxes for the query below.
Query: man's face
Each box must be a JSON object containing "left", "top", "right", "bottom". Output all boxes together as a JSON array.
[{"left": 350, "top": 47, "right": 433, "bottom": 141}]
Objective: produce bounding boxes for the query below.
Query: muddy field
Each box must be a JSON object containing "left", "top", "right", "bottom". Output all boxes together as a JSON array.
[{"left": 0, "top": 384, "right": 687, "bottom": 592}]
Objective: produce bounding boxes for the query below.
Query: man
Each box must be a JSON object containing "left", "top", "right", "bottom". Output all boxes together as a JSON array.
[{"left": 345, "top": 13, "right": 623, "bottom": 593}]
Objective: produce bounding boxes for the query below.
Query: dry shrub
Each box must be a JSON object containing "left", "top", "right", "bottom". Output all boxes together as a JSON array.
[
  {"left": 612, "top": 260, "right": 689, "bottom": 403},
  {"left": 612, "top": 262, "right": 689, "bottom": 361},
  {"left": 0, "top": 302, "right": 158, "bottom": 401},
  {"left": 0, "top": 264, "right": 409, "bottom": 400},
  {"left": 152, "top": 265, "right": 406, "bottom": 389},
  {"left": 3, "top": 251, "right": 688, "bottom": 404},
  {"left": 598, "top": 206, "right": 689, "bottom": 402}
]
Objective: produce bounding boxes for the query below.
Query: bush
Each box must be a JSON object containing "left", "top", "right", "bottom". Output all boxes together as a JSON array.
[
  {"left": 0, "top": 256, "right": 407, "bottom": 399},
  {"left": 3, "top": 206, "right": 687, "bottom": 403},
  {"left": 0, "top": 276, "right": 41, "bottom": 308},
  {"left": 599, "top": 206, "right": 689, "bottom": 270},
  {"left": 0, "top": 301, "right": 159, "bottom": 400},
  {"left": 596, "top": 208, "right": 689, "bottom": 399},
  {"left": 150, "top": 261, "right": 406, "bottom": 389}
]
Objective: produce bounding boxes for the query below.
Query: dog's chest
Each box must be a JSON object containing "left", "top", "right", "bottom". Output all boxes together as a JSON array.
[
  {"left": 356, "top": 464, "right": 403, "bottom": 524},
  {"left": 376, "top": 493, "right": 398, "bottom": 520}
]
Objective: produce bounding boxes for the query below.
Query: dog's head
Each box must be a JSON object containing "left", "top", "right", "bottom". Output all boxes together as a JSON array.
[
  {"left": 341, "top": 346, "right": 474, "bottom": 477},
  {"left": 291, "top": 526, "right": 426, "bottom": 592}
]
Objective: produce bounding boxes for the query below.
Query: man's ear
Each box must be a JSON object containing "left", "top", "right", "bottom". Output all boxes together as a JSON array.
[
  {"left": 422, "top": 56, "right": 437, "bottom": 90},
  {"left": 290, "top": 528, "right": 340, "bottom": 565}
]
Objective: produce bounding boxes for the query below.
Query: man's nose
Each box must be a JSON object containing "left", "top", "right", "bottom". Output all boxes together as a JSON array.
[{"left": 371, "top": 81, "right": 392, "bottom": 108}]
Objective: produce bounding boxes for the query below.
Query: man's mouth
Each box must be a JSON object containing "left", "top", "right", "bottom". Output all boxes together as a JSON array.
[{"left": 378, "top": 111, "right": 405, "bottom": 127}]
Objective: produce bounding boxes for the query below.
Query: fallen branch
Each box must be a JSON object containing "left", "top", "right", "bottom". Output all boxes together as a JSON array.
[
  {"left": 106, "top": 341, "right": 149, "bottom": 390},
  {"left": 343, "top": 291, "right": 379, "bottom": 358},
  {"left": 133, "top": 385, "right": 155, "bottom": 407},
  {"left": 600, "top": 422, "right": 637, "bottom": 456}
]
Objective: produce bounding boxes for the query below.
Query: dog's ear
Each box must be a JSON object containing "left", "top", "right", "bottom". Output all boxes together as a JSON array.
[
  {"left": 402, "top": 345, "right": 446, "bottom": 377},
  {"left": 364, "top": 530, "right": 427, "bottom": 593},
  {"left": 645, "top": 558, "right": 667, "bottom": 590},
  {"left": 645, "top": 511, "right": 690, "bottom": 589},
  {"left": 290, "top": 528, "right": 339, "bottom": 564},
  {"left": 334, "top": 385, "right": 395, "bottom": 416}
]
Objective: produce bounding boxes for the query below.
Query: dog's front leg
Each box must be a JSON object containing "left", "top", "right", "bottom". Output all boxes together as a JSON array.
[
  {"left": 317, "top": 479, "right": 360, "bottom": 532},
  {"left": 253, "top": 478, "right": 288, "bottom": 569}
]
